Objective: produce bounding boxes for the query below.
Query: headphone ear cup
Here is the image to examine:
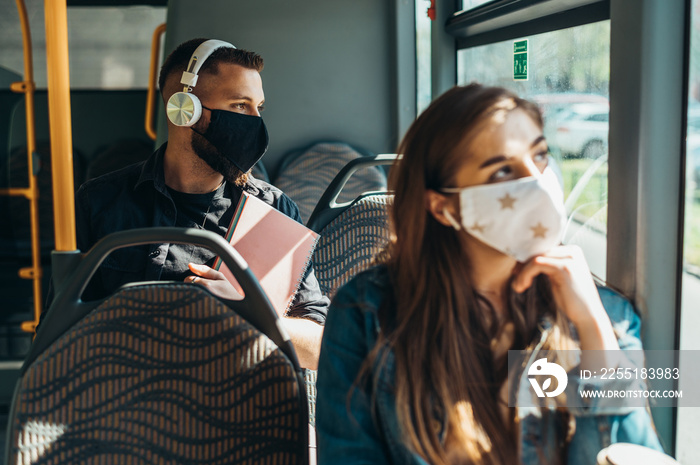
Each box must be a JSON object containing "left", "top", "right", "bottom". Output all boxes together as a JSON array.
[{"left": 166, "top": 92, "right": 202, "bottom": 127}]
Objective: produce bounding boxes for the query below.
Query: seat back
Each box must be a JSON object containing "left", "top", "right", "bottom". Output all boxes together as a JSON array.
[
  {"left": 85, "top": 138, "right": 152, "bottom": 181},
  {"left": 312, "top": 193, "right": 393, "bottom": 298},
  {"left": 7, "top": 228, "right": 308, "bottom": 464},
  {"left": 250, "top": 161, "right": 271, "bottom": 183},
  {"left": 306, "top": 153, "right": 397, "bottom": 232},
  {"left": 9, "top": 284, "right": 306, "bottom": 464},
  {"left": 274, "top": 142, "right": 387, "bottom": 224},
  {"left": 3, "top": 141, "right": 85, "bottom": 259},
  {"left": 306, "top": 154, "right": 397, "bottom": 298}
]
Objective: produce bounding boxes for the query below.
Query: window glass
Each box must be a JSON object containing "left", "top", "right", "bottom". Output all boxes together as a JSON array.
[
  {"left": 460, "top": 0, "right": 496, "bottom": 12},
  {"left": 457, "top": 20, "right": 610, "bottom": 280},
  {"left": 676, "top": 1, "right": 700, "bottom": 462},
  {"left": 0, "top": 0, "right": 166, "bottom": 89},
  {"left": 416, "top": 0, "right": 432, "bottom": 114}
]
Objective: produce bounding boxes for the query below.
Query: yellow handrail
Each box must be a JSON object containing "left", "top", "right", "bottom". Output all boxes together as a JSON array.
[
  {"left": 0, "top": 0, "right": 45, "bottom": 334},
  {"left": 145, "top": 23, "right": 166, "bottom": 141},
  {"left": 44, "top": 0, "right": 76, "bottom": 254}
]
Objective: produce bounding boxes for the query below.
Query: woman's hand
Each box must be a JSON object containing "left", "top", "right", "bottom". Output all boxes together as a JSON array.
[
  {"left": 511, "top": 245, "right": 619, "bottom": 351},
  {"left": 186, "top": 263, "right": 244, "bottom": 301}
]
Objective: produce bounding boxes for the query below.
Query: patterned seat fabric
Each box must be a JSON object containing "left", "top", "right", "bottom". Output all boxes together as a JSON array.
[
  {"left": 303, "top": 368, "right": 317, "bottom": 427},
  {"left": 9, "top": 284, "right": 306, "bottom": 465},
  {"left": 274, "top": 142, "right": 387, "bottom": 224},
  {"left": 312, "top": 194, "right": 392, "bottom": 299}
]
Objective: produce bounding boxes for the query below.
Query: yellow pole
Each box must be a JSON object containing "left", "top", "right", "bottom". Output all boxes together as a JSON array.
[
  {"left": 44, "top": 0, "right": 76, "bottom": 253},
  {"left": 12, "top": 0, "right": 43, "bottom": 334},
  {"left": 145, "top": 23, "right": 166, "bottom": 141}
]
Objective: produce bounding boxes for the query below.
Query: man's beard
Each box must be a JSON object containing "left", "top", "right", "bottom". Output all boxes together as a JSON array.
[{"left": 190, "top": 132, "right": 248, "bottom": 186}]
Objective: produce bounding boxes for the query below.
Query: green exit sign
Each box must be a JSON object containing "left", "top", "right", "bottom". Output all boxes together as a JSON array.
[{"left": 513, "top": 39, "right": 528, "bottom": 81}]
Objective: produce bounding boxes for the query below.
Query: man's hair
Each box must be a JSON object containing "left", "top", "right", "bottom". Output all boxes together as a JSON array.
[{"left": 158, "top": 38, "right": 264, "bottom": 95}]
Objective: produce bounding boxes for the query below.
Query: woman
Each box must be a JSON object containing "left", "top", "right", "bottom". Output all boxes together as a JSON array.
[{"left": 316, "top": 84, "right": 663, "bottom": 464}]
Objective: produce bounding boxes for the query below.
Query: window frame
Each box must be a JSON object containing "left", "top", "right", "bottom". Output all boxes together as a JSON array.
[{"left": 447, "top": 0, "right": 609, "bottom": 48}]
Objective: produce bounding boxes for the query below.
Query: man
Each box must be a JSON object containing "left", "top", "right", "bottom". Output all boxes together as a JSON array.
[{"left": 73, "top": 38, "right": 328, "bottom": 369}]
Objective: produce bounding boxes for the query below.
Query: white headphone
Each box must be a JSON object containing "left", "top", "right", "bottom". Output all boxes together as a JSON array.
[{"left": 166, "top": 39, "right": 236, "bottom": 127}]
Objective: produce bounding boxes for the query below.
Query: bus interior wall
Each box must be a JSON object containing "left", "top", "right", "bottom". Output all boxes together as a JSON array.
[{"left": 156, "top": 0, "right": 412, "bottom": 180}]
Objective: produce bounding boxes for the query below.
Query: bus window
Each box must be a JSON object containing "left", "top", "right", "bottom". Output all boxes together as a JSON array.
[
  {"left": 0, "top": 2, "right": 165, "bottom": 89},
  {"left": 416, "top": 0, "right": 431, "bottom": 115},
  {"left": 676, "top": 1, "right": 700, "bottom": 462},
  {"left": 460, "top": 0, "right": 496, "bottom": 11},
  {"left": 457, "top": 20, "right": 610, "bottom": 280}
]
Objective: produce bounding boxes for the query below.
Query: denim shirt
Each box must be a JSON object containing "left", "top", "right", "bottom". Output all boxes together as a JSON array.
[{"left": 316, "top": 265, "right": 663, "bottom": 464}]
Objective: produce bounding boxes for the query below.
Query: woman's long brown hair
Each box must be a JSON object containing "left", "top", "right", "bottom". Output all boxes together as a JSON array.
[{"left": 372, "top": 84, "right": 575, "bottom": 465}]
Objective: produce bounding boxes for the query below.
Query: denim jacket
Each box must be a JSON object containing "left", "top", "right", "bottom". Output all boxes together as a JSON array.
[{"left": 316, "top": 265, "right": 663, "bottom": 464}]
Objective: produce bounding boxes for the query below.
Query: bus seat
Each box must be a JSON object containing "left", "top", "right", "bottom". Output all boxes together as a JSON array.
[
  {"left": 83, "top": 139, "right": 270, "bottom": 184},
  {"left": 8, "top": 91, "right": 152, "bottom": 166},
  {"left": 85, "top": 138, "right": 153, "bottom": 181},
  {"left": 0, "top": 141, "right": 83, "bottom": 363},
  {"left": 84, "top": 138, "right": 269, "bottom": 184},
  {"left": 2, "top": 141, "right": 85, "bottom": 259},
  {"left": 250, "top": 161, "right": 270, "bottom": 183},
  {"left": 313, "top": 193, "right": 393, "bottom": 299},
  {"left": 6, "top": 228, "right": 309, "bottom": 465},
  {"left": 274, "top": 142, "right": 387, "bottom": 224},
  {"left": 307, "top": 154, "right": 397, "bottom": 299}
]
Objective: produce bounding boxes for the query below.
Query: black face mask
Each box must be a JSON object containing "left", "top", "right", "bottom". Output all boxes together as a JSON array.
[{"left": 193, "top": 107, "right": 269, "bottom": 173}]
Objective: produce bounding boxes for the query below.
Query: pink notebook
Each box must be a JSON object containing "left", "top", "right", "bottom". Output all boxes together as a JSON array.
[{"left": 213, "top": 191, "right": 319, "bottom": 316}]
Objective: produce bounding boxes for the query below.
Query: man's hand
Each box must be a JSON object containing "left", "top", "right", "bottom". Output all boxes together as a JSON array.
[
  {"left": 186, "top": 263, "right": 244, "bottom": 300},
  {"left": 511, "top": 245, "right": 619, "bottom": 352}
]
